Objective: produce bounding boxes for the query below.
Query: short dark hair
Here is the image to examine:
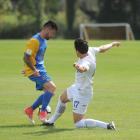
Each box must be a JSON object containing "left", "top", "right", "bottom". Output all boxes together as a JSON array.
[
  {"left": 43, "top": 20, "right": 58, "bottom": 31},
  {"left": 74, "top": 38, "right": 88, "bottom": 54}
]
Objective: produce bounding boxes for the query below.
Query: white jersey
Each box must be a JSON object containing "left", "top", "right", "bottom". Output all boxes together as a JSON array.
[{"left": 74, "top": 47, "right": 100, "bottom": 93}]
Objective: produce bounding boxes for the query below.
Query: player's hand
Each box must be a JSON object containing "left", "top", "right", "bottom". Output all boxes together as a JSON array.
[
  {"left": 33, "top": 69, "right": 40, "bottom": 77},
  {"left": 111, "top": 41, "right": 120, "bottom": 47},
  {"left": 21, "top": 70, "right": 25, "bottom": 74},
  {"left": 73, "top": 63, "right": 80, "bottom": 71},
  {"left": 73, "top": 63, "right": 80, "bottom": 69},
  {"left": 73, "top": 63, "right": 87, "bottom": 73}
]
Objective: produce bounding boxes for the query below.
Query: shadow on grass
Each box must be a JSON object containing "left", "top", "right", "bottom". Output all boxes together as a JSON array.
[
  {"left": 23, "top": 126, "right": 75, "bottom": 136},
  {"left": 0, "top": 124, "right": 41, "bottom": 128},
  {"left": 0, "top": 124, "right": 75, "bottom": 136}
]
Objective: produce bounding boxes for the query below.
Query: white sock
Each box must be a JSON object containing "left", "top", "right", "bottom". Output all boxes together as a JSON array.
[
  {"left": 48, "top": 98, "right": 66, "bottom": 123},
  {"left": 75, "top": 119, "right": 108, "bottom": 128}
]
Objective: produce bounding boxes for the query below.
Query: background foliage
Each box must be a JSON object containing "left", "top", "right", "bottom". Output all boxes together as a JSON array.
[{"left": 0, "top": 0, "right": 140, "bottom": 39}]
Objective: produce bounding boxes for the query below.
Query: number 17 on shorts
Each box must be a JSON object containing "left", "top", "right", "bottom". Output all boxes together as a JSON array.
[
  {"left": 74, "top": 101, "right": 80, "bottom": 108},
  {"left": 73, "top": 99, "right": 88, "bottom": 114}
]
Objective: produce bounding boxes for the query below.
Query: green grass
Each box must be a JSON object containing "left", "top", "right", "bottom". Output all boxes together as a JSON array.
[{"left": 0, "top": 40, "right": 140, "bottom": 140}]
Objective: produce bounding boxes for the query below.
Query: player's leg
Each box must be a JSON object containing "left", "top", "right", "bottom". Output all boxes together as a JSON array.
[
  {"left": 75, "top": 116, "right": 116, "bottom": 130},
  {"left": 45, "top": 84, "right": 76, "bottom": 126},
  {"left": 24, "top": 93, "right": 44, "bottom": 124},
  {"left": 44, "top": 90, "right": 70, "bottom": 125},
  {"left": 24, "top": 72, "right": 56, "bottom": 123},
  {"left": 74, "top": 113, "right": 109, "bottom": 128},
  {"left": 43, "top": 80, "right": 56, "bottom": 93},
  {"left": 25, "top": 73, "right": 53, "bottom": 110},
  {"left": 24, "top": 75, "right": 43, "bottom": 124},
  {"left": 73, "top": 97, "right": 115, "bottom": 130},
  {"left": 39, "top": 80, "right": 56, "bottom": 122},
  {"left": 31, "top": 81, "right": 56, "bottom": 110}
]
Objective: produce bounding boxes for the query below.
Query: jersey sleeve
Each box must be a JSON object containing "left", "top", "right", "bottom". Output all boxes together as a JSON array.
[
  {"left": 89, "top": 47, "right": 100, "bottom": 55},
  {"left": 25, "top": 38, "right": 39, "bottom": 56}
]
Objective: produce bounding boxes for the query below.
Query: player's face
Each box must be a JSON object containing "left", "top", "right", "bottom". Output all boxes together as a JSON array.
[{"left": 44, "top": 28, "right": 56, "bottom": 40}]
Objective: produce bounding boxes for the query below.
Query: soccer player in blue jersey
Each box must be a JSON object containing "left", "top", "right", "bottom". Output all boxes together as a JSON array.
[{"left": 23, "top": 21, "right": 58, "bottom": 124}]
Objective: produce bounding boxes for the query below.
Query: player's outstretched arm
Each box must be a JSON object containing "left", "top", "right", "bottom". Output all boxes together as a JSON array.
[{"left": 99, "top": 41, "right": 120, "bottom": 53}]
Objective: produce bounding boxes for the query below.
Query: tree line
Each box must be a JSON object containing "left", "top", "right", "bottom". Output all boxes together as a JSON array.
[{"left": 0, "top": 0, "right": 140, "bottom": 39}]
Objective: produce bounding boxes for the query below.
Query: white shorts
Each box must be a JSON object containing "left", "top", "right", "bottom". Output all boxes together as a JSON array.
[{"left": 67, "top": 84, "right": 93, "bottom": 115}]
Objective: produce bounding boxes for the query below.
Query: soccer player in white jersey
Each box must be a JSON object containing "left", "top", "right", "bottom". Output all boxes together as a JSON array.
[{"left": 45, "top": 38, "right": 120, "bottom": 130}]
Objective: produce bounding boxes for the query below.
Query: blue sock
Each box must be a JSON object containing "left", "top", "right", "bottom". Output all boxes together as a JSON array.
[
  {"left": 41, "top": 91, "right": 53, "bottom": 111},
  {"left": 31, "top": 94, "right": 43, "bottom": 110}
]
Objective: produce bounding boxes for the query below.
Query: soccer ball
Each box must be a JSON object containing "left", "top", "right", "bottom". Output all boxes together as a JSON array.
[
  {"left": 46, "top": 105, "right": 51, "bottom": 114},
  {"left": 38, "top": 105, "right": 51, "bottom": 114}
]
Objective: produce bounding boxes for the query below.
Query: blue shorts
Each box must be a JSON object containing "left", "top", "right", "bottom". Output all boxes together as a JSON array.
[{"left": 29, "top": 71, "right": 51, "bottom": 90}]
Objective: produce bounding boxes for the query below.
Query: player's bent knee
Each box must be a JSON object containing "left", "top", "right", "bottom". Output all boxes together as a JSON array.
[
  {"left": 75, "top": 119, "right": 85, "bottom": 128},
  {"left": 48, "top": 86, "right": 56, "bottom": 93},
  {"left": 43, "top": 82, "right": 56, "bottom": 93},
  {"left": 50, "top": 84, "right": 56, "bottom": 92},
  {"left": 60, "top": 90, "right": 69, "bottom": 103}
]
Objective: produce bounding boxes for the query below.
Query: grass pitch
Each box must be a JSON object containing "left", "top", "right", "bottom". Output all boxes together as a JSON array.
[{"left": 0, "top": 40, "right": 140, "bottom": 140}]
